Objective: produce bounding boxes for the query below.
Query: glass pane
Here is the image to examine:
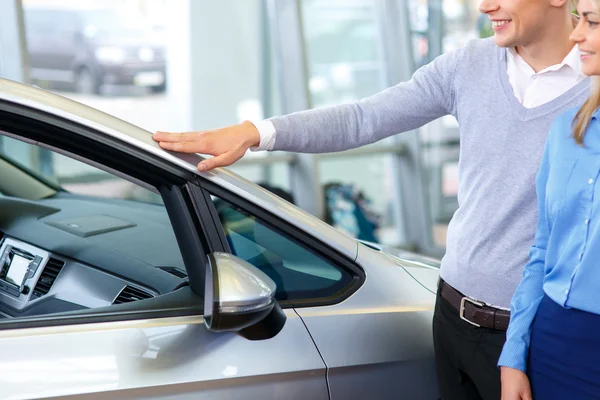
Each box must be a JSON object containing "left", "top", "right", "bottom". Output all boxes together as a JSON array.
[
  {"left": 0, "top": 136, "right": 162, "bottom": 204},
  {"left": 408, "top": 0, "right": 483, "bottom": 249},
  {"left": 20, "top": 0, "right": 286, "bottom": 192},
  {"left": 444, "top": 0, "right": 490, "bottom": 51},
  {"left": 319, "top": 153, "right": 397, "bottom": 245},
  {"left": 419, "top": 120, "right": 459, "bottom": 248},
  {"left": 212, "top": 195, "right": 352, "bottom": 301},
  {"left": 301, "top": 0, "right": 402, "bottom": 245},
  {"left": 301, "top": 0, "right": 386, "bottom": 108},
  {"left": 22, "top": 1, "right": 167, "bottom": 99},
  {"left": 0, "top": 135, "right": 186, "bottom": 321}
]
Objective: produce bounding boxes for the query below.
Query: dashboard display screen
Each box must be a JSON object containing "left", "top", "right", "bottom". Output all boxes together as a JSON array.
[{"left": 5, "top": 254, "right": 30, "bottom": 287}]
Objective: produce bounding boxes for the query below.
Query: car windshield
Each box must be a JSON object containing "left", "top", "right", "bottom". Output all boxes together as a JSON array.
[{"left": 0, "top": 136, "right": 162, "bottom": 204}]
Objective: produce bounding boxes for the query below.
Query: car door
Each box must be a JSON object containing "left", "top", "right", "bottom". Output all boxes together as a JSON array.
[
  {"left": 0, "top": 101, "right": 328, "bottom": 399},
  {"left": 202, "top": 182, "right": 439, "bottom": 399}
]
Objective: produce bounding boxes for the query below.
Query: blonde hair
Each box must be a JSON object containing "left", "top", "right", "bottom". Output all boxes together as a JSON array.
[
  {"left": 571, "top": 0, "right": 600, "bottom": 144},
  {"left": 572, "top": 78, "right": 600, "bottom": 145}
]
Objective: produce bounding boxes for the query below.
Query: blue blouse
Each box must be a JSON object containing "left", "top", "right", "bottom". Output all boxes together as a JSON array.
[{"left": 499, "top": 107, "right": 600, "bottom": 372}]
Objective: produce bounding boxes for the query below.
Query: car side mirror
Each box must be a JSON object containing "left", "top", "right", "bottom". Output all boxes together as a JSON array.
[{"left": 204, "top": 252, "right": 286, "bottom": 339}]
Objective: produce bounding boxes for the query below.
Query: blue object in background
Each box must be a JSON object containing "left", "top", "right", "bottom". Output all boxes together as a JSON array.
[{"left": 324, "top": 182, "right": 380, "bottom": 243}]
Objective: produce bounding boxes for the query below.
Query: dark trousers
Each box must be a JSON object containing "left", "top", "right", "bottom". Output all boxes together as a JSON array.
[
  {"left": 433, "top": 290, "right": 506, "bottom": 400},
  {"left": 529, "top": 295, "right": 600, "bottom": 400}
]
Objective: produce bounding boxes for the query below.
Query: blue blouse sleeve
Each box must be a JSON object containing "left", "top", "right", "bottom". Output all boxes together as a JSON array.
[{"left": 497, "top": 128, "right": 553, "bottom": 372}]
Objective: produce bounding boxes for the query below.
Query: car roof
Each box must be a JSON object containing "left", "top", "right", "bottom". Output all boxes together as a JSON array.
[{"left": 0, "top": 78, "right": 357, "bottom": 260}]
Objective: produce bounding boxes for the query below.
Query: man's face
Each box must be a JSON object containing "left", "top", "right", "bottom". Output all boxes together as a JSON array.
[
  {"left": 479, "top": 0, "right": 554, "bottom": 47},
  {"left": 571, "top": 0, "right": 600, "bottom": 76}
]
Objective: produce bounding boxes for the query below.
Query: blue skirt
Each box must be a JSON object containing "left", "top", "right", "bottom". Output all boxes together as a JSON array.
[{"left": 528, "top": 295, "right": 600, "bottom": 400}]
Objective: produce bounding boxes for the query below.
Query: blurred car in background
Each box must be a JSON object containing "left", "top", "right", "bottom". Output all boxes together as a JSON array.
[{"left": 23, "top": 5, "right": 166, "bottom": 94}]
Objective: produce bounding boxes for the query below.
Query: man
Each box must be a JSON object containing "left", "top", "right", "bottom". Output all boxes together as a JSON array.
[{"left": 154, "top": 0, "right": 587, "bottom": 398}]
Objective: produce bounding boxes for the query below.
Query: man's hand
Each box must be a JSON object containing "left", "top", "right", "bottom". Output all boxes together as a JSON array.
[
  {"left": 153, "top": 121, "right": 260, "bottom": 171},
  {"left": 501, "top": 366, "right": 532, "bottom": 400}
]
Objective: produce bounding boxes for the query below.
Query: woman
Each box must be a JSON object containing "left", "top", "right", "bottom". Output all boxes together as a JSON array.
[{"left": 499, "top": 2, "right": 600, "bottom": 398}]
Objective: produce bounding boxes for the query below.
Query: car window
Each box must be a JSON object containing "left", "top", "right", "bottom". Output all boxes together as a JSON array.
[
  {"left": 212, "top": 195, "right": 353, "bottom": 301},
  {"left": 0, "top": 135, "right": 187, "bottom": 323},
  {"left": 0, "top": 137, "right": 163, "bottom": 204}
]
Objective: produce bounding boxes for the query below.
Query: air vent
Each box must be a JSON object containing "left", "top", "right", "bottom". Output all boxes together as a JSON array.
[
  {"left": 33, "top": 258, "right": 65, "bottom": 297},
  {"left": 158, "top": 266, "right": 188, "bottom": 279},
  {"left": 113, "top": 285, "right": 154, "bottom": 304}
]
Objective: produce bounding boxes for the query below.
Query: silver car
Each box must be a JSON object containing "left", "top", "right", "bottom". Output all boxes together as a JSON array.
[{"left": 0, "top": 78, "right": 439, "bottom": 399}]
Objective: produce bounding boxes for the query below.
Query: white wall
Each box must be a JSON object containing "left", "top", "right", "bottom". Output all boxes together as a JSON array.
[{"left": 165, "top": 0, "right": 264, "bottom": 132}]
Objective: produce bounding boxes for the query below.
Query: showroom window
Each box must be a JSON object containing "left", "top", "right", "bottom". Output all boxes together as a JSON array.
[
  {"left": 300, "top": 0, "right": 403, "bottom": 245},
  {"left": 3, "top": 0, "right": 479, "bottom": 257},
  {"left": 212, "top": 195, "right": 354, "bottom": 302},
  {"left": 412, "top": 0, "right": 485, "bottom": 249}
]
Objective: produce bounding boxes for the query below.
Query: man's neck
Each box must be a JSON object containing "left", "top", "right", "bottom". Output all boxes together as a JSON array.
[{"left": 515, "top": 14, "right": 576, "bottom": 73}]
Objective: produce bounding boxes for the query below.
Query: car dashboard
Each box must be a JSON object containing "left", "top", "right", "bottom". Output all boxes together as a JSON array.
[{"left": 0, "top": 193, "right": 188, "bottom": 320}]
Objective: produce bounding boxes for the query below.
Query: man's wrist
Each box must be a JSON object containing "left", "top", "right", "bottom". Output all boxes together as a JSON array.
[
  {"left": 247, "top": 119, "right": 277, "bottom": 151},
  {"left": 240, "top": 120, "right": 261, "bottom": 148}
]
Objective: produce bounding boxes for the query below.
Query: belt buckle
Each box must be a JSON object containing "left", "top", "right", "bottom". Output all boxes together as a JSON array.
[{"left": 460, "top": 296, "right": 485, "bottom": 327}]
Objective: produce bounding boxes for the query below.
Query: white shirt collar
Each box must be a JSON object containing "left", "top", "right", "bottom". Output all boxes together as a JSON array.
[{"left": 507, "top": 45, "right": 584, "bottom": 79}]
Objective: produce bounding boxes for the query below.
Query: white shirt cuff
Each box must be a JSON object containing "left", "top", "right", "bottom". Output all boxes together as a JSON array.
[{"left": 249, "top": 120, "right": 277, "bottom": 152}]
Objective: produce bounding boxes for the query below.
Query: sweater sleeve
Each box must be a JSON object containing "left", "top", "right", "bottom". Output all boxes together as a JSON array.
[{"left": 268, "top": 46, "right": 464, "bottom": 153}]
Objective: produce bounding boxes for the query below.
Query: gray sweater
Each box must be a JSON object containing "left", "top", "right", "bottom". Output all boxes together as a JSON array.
[{"left": 270, "top": 38, "right": 590, "bottom": 308}]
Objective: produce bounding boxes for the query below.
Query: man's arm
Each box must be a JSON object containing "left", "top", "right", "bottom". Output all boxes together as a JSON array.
[
  {"left": 268, "top": 48, "right": 461, "bottom": 153},
  {"left": 154, "top": 47, "right": 463, "bottom": 171}
]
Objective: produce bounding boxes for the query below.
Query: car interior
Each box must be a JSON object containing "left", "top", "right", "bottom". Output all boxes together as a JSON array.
[{"left": 0, "top": 136, "right": 189, "bottom": 322}]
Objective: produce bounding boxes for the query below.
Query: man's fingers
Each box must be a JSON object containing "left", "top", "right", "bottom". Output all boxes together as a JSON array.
[
  {"left": 198, "top": 153, "right": 239, "bottom": 171},
  {"left": 153, "top": 131, "right": 181, "bottom": 142},
  {"left": 153, "top": 131, "right": 203, "bottom": 142},
  {"left": 158, "top": 140, "right": 206, "bottom": 153},
  {"left": 155, "top": 125, "right": 250, "bottom": 167}
]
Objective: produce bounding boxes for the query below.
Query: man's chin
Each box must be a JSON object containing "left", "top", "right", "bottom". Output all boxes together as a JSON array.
[{"left": 492, "top": 35, "right": 514, "bottom": 48}]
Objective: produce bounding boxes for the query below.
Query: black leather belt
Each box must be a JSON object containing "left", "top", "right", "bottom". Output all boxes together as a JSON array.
[{"left": 439, "top": 279, "right": 510, "bottom": 331}]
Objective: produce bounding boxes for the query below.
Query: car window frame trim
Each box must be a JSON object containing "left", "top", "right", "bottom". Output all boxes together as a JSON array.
[
  {"left": 0, "top": 285, "right": 205, "bottom": 333},
  {"left": 187, "top": 183, "right": 230, "bottom": 253},
  {"left": 0, "top": 101, "right": 196, "bottom": 186}
]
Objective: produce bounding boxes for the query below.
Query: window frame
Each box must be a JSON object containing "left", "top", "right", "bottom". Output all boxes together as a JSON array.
[
  {"left": 0, "top": 101, "right": 211, "bottom": 330},
  {"left": 197, "top": 179, "right": 365, "bottom": 309}
]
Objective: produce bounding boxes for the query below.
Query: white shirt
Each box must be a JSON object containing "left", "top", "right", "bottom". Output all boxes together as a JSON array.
[
  {"left": 506, "top": 45, "right": 585, "bottom": 108},
  {"left": 250, "top": 45, "right": 585, "bottom": 152}
]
